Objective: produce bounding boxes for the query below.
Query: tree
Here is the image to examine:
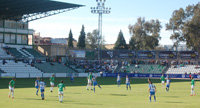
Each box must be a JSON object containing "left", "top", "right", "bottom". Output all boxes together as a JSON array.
[
  {"left": 128, "top": 17, "right": 161, "bottom": 50},
  {"left": 86, "top": 29, "right": 106, "bottom": 49},
  {"left": 129, "top": 37, "right": 136, "bottom": 50},
  {"left": 68, "top": 29, "right": 74, "bottom": 48},
  {"left": 114, "top": 30, "right": 128, "bottom": 49},
  {"left": 77, "top": 25, "right": 86, "bottom": 49},
  {"left": 184, "top": 14, "right": 200, "bottom": 51},
  {"left": 166, "top": 3, "right": 200, "bottom": 52},
  {"left": 86, "top": 29, "right": 99, "bottom": 49}
]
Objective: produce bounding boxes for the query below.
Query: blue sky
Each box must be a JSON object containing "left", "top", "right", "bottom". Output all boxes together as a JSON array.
[{"left": 29, "top": 0, "right": 199, "bottom": 45}]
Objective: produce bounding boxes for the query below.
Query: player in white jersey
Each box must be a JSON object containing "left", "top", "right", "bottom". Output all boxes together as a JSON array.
[
  {"left": 166, "top": 77, "right": 170, "bottom": 92},
  {"left": 50, "top": 74, "right": 55, "bottom": 92},
  {"left": 160, "top": 74, "right": 165, "bottom": 88},
  {"left": 39, "top": 79, "right": 46, "bottom": 100},
  {"left": 126, "top": 75, "right": 131, "bottom": 90},
  {"left": 86, "top": 72, "right": 93, "bottom": 90},
  {"left": 117, "top": 74, "right": 121, "bottom": 87},
  {"left": 8, "top": 78, "right": 16, "bottom": 99},
  {"left": 148, "top": 79, "right": 156, "bottom": 102},
  {"left": 190, "top": 77, "right": 195, "bottom": 96}
]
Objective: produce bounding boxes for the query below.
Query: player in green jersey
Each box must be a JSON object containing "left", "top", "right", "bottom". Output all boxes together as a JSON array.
[
  {"left": 160, "top": 74, "right": 165, "bottom": 87},
  {"left": 57, "top": 80, "right": 65, "bottom": 103},
  {"left": 8, "top": 78, "right": 16, "bottom": 99},
  {"left": 190, "top": 77, "right": 195, "bottom": 96},
  {"left": 86, "top": 72, "right": 93, "bottom": 90},
  {"left": 50, "top": 74, "right": 55, "bottom": 92}
]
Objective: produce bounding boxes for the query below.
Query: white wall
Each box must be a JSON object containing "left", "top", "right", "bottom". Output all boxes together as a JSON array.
[{"left": 0, "top": 73, "right": 100, "bottom": 78}]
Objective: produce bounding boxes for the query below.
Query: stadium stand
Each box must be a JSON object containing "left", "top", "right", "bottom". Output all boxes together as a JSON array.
[
  {"left": 0, "top": 69, "right": 3, "bottom": 73},
  {"left": 69, "top": 60, "right": 118, "bottom": 73},
  {"left": 70, "top": 65, "right": 85, "bottom": 73},
  {"left": 20, "top": 49, "right": 34, "bottom": 58},
  {"left": 24, "top": 48, "right": 45, "bottom": 58},
  {"left": 120, "top": 64, "right": 166, "bottom": 74},
  {"left": 5, "top": 48, "right": 25, "bottom": 58},
  {"left": 34, "top": 62, "right": 76, "bottom": 73},
  {"left": 4, "top": 47, "right": 45, "bottom": 59},
  {"left": 166, "top": 65, "right": 200, "bottom": 74},
  {"left": 0, "top": 47, "right": 13, "bottom": 59},
  {"left": 0, "top": 60, "right": 42, "bottom": 73}
]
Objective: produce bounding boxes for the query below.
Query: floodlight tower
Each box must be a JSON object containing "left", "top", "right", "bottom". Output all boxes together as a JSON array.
[{"left": 91, "top": 0, "right": 111, "bottom": 61}]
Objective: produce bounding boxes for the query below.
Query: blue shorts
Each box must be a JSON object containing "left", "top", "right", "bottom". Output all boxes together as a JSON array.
[
  {"left": 126, "top": 83, "right": 130, "bottom": 86},
  {"left": 35, "top": 86, "right": 39, "bottom": 89},
  {"left": 40, "top": 89, "right": 44, "bottom": 92},
  {"left": 150, "top": 91, "right": 155, "bottom": 95},
  {"left": 93, "top": 81, "right": 98, "bottom": 86},
  {"left": 117, "top": 80, "right": 120, "bottom": 83},
  {"left": 166, "top": 84, "right": 170, "bottom": 88}
]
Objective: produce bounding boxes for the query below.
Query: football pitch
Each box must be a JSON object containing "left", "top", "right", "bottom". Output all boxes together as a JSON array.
[{"left": 0, "top": 78, "right": 199, "bottom": 108}]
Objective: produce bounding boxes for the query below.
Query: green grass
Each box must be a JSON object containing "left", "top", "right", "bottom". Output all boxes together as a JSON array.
[{"left": 0, "top": 78, "right": 199, "bottom": 108}]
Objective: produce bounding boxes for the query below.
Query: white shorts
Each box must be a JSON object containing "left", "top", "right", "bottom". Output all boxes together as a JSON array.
[
  {"left": 50, "top": 82, "right": 54, "bottom": 86},
  {"left": 191, "top": 85, "right": 194, "bottom": 89},
  {"left": 9, "top": 86, "right": 14, "bottom": 91},
  {"left": 58, "top": 91, "right": 64, "bottom": 95},
  {"left": 161, "top": 81, "right": 165, "bottom": 84},
  {"left": 88, "top": 79, "right": 92, "bottom": 84}
]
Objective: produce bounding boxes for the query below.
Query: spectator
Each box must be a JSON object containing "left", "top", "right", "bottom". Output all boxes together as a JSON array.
[
  {"left": 189, "top": 73, "right": 192, "bottom": 79},
  {"left": 3, "top": 59, "right": 6, "bottom": 65},
  {"left": 135, "top": 64, "right": 139, "bottom": 68}
]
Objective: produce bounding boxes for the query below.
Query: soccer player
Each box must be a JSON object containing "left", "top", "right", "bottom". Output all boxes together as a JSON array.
[
  {"left": 166, "top": 77, "right": 170, "bottom": 92},
  {"left": 160, "top": 74, "right": 165, "bottom": 87},
  {"left": 35, "top": 77, "right": 40, "bottom": 96},
  {"left": 190, "top": 77, "right": 195, "bottom": 96},
  {"left": 50, "top": 74, "right": 55, "bottom": 92},
  {"left": 70, "top": 74, "right": 74, "bottom": 83},
  {"left": 39, "top": 79, "right": 46, "bottom": 100},
  {"left": 57, "top": 80, "right": 65, "bottom": 103},
  {"left": 92, "top": 76, "right": 101, "bottom": 93},
  {"left": 126, "top": 75, "right": 131, "bottom": 90},
  {"left": 117, "top": 74, "right": 121, "bottom": 87},
  {"left": 8, "top": 78, "right": 16, "bottom": 99},
  {"left": 86, "top": 72, "right": 93, "bottom": 90},
  {"left": 148, "top": 79, "right": 156, "bottom": 102}
]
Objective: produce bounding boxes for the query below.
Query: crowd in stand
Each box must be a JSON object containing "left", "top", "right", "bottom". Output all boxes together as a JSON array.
[
  {"left": 1, "top": 56, "right": 200, "bottom": 74},
  {"left": 69, "top": 59, "right": 118, "bottom": 73},
  {"left": 120, "top": 60, "right": 169, "bottom": 67}
]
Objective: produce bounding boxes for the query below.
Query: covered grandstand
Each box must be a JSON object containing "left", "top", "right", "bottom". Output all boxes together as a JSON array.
[
  {"left": 0, "top": 0, "right": 83, "bottom": 22},
  {"left": 0, "top": 0, "right": 83, "bottom": 45},
  {"left": 0, "top": 0, "right": 83, "bottom": 76}
]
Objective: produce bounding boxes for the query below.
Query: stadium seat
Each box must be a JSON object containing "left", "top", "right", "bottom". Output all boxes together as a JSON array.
[
  {"left": 5, "top": 48, "right": 25, "bottom": 58},
  {"left": 24, "top": 48, "right": 45, "bottom": 58},
  {"left": 166, "top": 65, "right": 200, "bottom": 74},
  {"left": 0, "top": 47, "right": 13, "bottom": 59},
  {"left": 0, "top": 60, "right": 42, "bottom": 73},
  {"left": 120, "top": 64, "right": 166, "bottom": 74},
  {"left": 34, "top": 62, "right": 77, "bottom": 73}
]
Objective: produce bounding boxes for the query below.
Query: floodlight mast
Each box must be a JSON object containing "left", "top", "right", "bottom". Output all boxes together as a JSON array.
[{"left": 91, "top": 0, "right": 111, "bottom": 62}]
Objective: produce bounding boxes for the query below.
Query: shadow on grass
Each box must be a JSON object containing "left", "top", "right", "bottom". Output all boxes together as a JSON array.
[
  {"left": 70, "top": 92, "right": 82, "bottom": 94},
  {"left": 18, "top": 98, "right": 41, "bottom": 101},
  {"left": 162, "top": 96, "right": 180, "bottom": 98},
  {"left": 164, "top": 101, "right": 184, "bottom": 103},
  {"left": 0, "top": 77, "right": 194, "bottom": 89},
  {"left": 18, "top": 97, "right": 78, "bottom": 103},
  {"left": 110, "top": 94, "right": 127, "bottom": 96},
  {"left": 62, "top": 102, "right": 102, "bottom": 106}
]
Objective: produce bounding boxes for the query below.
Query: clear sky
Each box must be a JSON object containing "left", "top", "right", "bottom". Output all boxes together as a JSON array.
[{"left": 29, "top": 0, "right": 199, "bottom": 45}]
